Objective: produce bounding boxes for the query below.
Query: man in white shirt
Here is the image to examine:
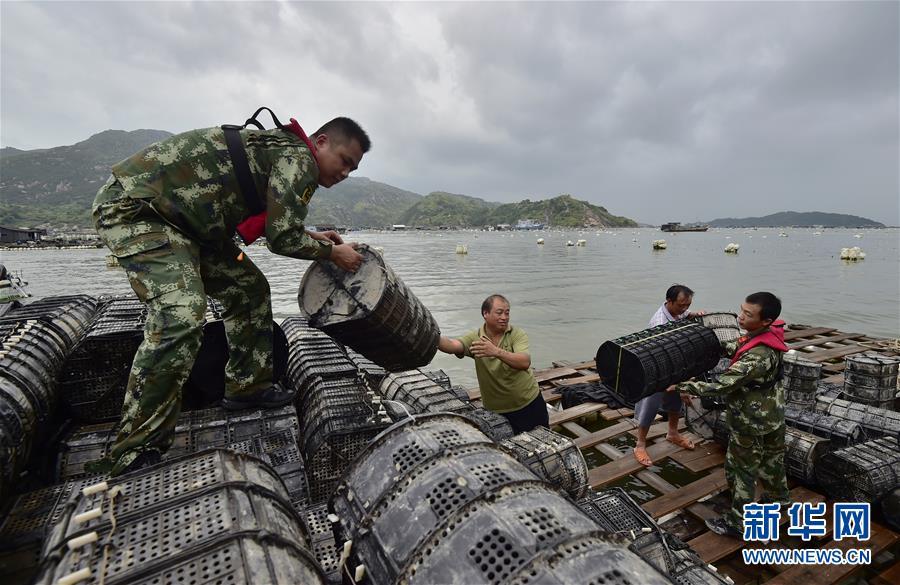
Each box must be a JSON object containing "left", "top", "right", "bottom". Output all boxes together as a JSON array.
[{"left": 634, "top": 284, "right": 702, "bottom": 466}]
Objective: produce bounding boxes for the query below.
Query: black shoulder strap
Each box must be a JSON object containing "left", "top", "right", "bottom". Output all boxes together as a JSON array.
[
  {"left": 221, "top": 107, "right": 289, "bottom": 215},
  {"left": 243, "top": 106, "right": 284, "bottom": 131},
  {"left": 221, "top": 124, "right": 264, "bottom": 215}
]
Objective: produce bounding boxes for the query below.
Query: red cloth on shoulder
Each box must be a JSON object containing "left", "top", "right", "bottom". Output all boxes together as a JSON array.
[{"left": 729, "top": 320, "right": 789, "bottom": 366}]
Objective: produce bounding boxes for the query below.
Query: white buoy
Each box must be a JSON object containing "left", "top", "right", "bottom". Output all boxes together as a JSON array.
[
  {"left": 536, "top": 238, "right": 545, "bottom": 245},
  {"left": 576, "top": 239, "right": 587, "bottom": 246},
  {"left": 455, "top": 244, "right": 468, "bottom": 255},
  {"left": 652, "top": 239, "right": 667, "bottom": 250},
  {"left": 840, "top": 246, "right": 865, "bottom": 261},
  {"left": 724, "top": 243, "right": 740, "bottom": 254}
]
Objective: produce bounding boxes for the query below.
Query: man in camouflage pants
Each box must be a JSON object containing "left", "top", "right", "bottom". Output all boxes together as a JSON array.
[
  {"left": 669, "top": 291, "right": 790, "bottom": 537},
  {"left": 90, "top": 116, "right": 370, "bottom": 476}
]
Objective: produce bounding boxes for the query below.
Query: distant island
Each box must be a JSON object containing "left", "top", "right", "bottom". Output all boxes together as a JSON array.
[
  {"left": 398, "top": 192, "right": 636, "bottom": 228},
  {"left": 0, "top": 129, "right": 636, "bottom": 231},
  {"left": 705, "top": 211, "right": 884, "bottom": 228}
]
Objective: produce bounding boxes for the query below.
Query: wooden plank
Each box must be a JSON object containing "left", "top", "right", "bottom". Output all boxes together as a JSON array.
[
  {"left": 788, "top": 332, "right": 865, "bottom": 350},
  {"left": 642, "top": 468, "right": 727, "bottom": 519},
  {"left": 567, "top": 359, "right": 596, "bottom": 370},
  {"left": 822, "top": 372, "right": 844, "bottom": 384},
  {"left": 688, "top": 486, "right": 826, "bottom": 564},
  {"left": 586, "top": 433, "right": 699, "bottom": 488},
  {"left": 783, "top": 327, "right": 837, "bottom": 341},
  {"left": 670, "top": 443, "right": 727, "bottom": 473},
  {"left": 533, "top": 366, "right": 579, "bottom": 383},
  {"left": 765, "top": 522, "right": 899, "bottom": 585},
  {"left": 571, "top": 420, "right": 637, "bottom": 449},
  {"left": 541, "top": 388, "right": 563, "bottom": 404},
  {"left": 468, "top": 386, "right": 563, "bottom": 405},
  {"left": 803, "top": 344, "right": 870, "bottom": 362},
  {"left": 626, "top": 419, "right": 687, "bottom": 441},
  {"left": 566, "top": 422, "right": 719, "bottom": 522},
  {"left": 551, "top": 373, "right": 600, "bottom": 387},
  {"left": 549, "top": 402, "right": 606, "bottom": 426},
  {"left": 872, "top": 560, "right": 900, "bottom": 585},
  {"left": 600, "top": 407, "right": 633, "bottom": 421}
]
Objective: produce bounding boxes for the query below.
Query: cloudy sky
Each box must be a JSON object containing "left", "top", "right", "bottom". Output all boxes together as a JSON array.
[{"left": 2, "top": 1, "right": 897, "bottom": 225}]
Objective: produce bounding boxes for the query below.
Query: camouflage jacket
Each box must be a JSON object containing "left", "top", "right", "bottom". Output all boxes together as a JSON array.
[
  {"left": 105, "top": 127, "right": 331, "bottom": 259},
  {"left": 677, "top": 336, "right": 785, "bottom": 436}
]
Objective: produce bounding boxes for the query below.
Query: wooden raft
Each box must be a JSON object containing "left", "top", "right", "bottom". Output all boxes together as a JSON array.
[{"left": 460, "top": 322, "right": 899, "bottom": 585}]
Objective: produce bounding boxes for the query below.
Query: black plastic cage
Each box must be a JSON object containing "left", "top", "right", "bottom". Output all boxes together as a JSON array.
[
  {"left": 500, "top": 426, "right": 589, "bottom": 499},
  {"left": 57, "top": 296, "right": 248, "bottom": 422},
  {"left": 505, "top": 532, "right": 672, "bottom": 585},
  {"left": 332, "top": 415, "right": 495, "bottom": 534},
  {"left": 575, "top": 487, "right": 657, "bottom": 537},
  {"left": 815, "top": 396, "right": 900, "bottom": 440},
  {"left": 0, "top": 298, "right": 98, "bottom": 504},
  {"left": 459, "top": 406, "right": 516, "bottom": 441},
  {"left": 300, "top": 502, "right": 342, "bottom": 584},
  {"left": 379, "top": 371, "right": 471, "bottom": 416},
  {"left": 785, "top": 406, "right": 867, "bottom": 447},
  {"left": 596, "top": 321, "right": 721, "bottom": 404},
  {"left": 53, "top": 405, "right": 309, "bottom": 508},
  {"left": 694, "top": 312, "right": 741, "bottom": 344},
  {"left": 0, "top": 295, "right": 98, "bottom": 350},
  {"left": 298, "top": 374, "right": 388, "bottom": 503},
  {"left": 815, "top": 437, "right": 900, "bottom": 503},
  {"left": 784, "top": 427, "right": 830, "bottom": 483},
  {"left": 0, "top": 478, "right": 95, "bottom": 585},
  {"left": 575, "top": 489, "right": 729, "bottom": 584},
  {"left": 35, "top": 449, "right": 324, "bottom": 585},
  {"left": 298, "top": 245, "right": 440, "bottom": 372}
]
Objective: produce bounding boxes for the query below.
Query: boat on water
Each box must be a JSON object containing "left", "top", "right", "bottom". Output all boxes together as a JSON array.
[
  {"left": 0, "top": 288, "right": 898, "bottom": 585},
  {"left": 660, "top": 222, "right": 709, "bottom": 232},
  {"left": 515, "top": 219, "right": 545, "bottom": 230},
  {"left": 0, "top": 264, "right": 30, "bottom": 310}
]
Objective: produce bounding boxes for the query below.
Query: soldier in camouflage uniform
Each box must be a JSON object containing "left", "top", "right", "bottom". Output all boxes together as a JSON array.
[
  {"left": 670, "top": 292, "right": 790, "bottom": 537},
  {"left": 89, "top": 116, "right": 370, "bottom": 476}
]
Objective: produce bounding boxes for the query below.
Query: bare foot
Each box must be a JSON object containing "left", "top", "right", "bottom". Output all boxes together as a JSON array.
[
  {"left": 634, "top": 446, "right": 653, "bottom": 467},
  {"left": 666, "top": 434, "right": 695, "bottom": 450}
]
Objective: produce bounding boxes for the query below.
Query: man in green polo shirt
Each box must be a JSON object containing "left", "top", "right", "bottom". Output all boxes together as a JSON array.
[{"left": 437, "top": 294, "right": 549, "bottom": 433}]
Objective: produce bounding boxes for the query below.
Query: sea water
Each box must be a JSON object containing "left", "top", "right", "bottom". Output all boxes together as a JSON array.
[{"left": 4, "top": 227, "right": 898, "bottom": 388}]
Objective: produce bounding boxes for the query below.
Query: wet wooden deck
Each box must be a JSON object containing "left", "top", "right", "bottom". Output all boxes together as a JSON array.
[{"left": 466, "top": 323, "right": 900, "bottom": 584}]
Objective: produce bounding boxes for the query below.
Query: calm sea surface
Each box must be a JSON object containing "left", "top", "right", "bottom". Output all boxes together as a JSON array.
[{"left": 4, "top": 227, "right": 898, "bottom": 388}]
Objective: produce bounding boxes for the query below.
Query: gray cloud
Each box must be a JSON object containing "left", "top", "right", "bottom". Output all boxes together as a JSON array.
[{"left": 2, "top": 1, "right": 896, "bottom": 225}]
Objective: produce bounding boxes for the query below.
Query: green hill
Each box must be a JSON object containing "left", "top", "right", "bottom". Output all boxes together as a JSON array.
[
  {"left": 398, "top": 193, "right": 636, "bottom": 228},
  {"left": 1, "top": 129, "right": 172, "bottom": 227},
  {"left": 1, "top": 130, "right": 636, "bottom": 231},
  {"left": 398, "top": 192, "right": 499, "bottom": 227},
  {"left": 487, "top": 195, "right": 637, "bottom": 228},
  {"left": 707, "top": 211, "right": 884, "bottom": 228},
  {"left": 309, "top": 177, "right": 422, "bottom": 228}
]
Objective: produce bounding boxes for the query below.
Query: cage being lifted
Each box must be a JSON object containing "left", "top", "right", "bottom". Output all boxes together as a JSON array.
[
  {"left": 595, "top": 321, "right": 721, "bottom": 405},
  {"left": 298, "top": 244, "right": 440, "bottom": 372}
]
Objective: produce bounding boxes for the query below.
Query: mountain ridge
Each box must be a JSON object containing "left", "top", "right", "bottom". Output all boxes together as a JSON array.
[
  {"left": 1, "top": 128, "right": 635, "bottom": 229},
  {"left": 705, "top": 211, "right": 884, "bottom": 228}
]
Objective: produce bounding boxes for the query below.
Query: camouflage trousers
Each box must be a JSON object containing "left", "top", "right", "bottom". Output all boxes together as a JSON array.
[
  {"left": 91, "top": 177, "right": 274, "bottom": 475},
  {"left": 724, "top": 426, "right": 790, "bottom": 530}
]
